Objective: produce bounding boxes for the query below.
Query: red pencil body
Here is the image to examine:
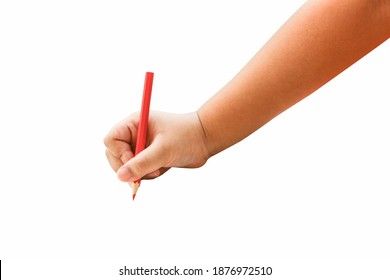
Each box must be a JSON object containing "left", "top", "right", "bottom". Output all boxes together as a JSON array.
[{"left": 132, "top": 72, "right": 154, "bottom": 198}]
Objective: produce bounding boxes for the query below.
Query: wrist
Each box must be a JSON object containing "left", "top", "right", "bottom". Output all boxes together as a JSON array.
[{"left": 194, "top": 110, "right": 219, "bottom": 159}]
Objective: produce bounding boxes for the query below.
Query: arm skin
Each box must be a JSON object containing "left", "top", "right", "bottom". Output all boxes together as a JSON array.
[
  {"left": 198, "top": 0, "right": 390, "bottom": 157},
  {"left": 106, "top": 0, "right": 389, "bottom": 183}
]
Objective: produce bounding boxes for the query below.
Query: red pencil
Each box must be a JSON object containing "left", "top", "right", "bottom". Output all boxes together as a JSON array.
[{"left": 132, "top": 72, "right": 154, "bottom": 200}]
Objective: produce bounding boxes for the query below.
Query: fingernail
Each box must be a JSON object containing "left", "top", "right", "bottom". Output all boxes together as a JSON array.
[{"left": 117, "top": 166, "right": 131, "bottom": 181}]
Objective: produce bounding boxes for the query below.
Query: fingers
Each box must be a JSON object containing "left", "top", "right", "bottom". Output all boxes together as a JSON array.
[
  {"left": 104, "top": 118, "right": 136, "bottom": 156},
  {"left": 105, "top": 149, "right": 122, "bottom": 171},
  {"left": 105, "top": 149, "right": 133, "bottom": 172},
  {"left": 117, "top": 139, "right": 169, "bottom": 182},
  {"left": 104, "top": 115, "right": 138, "bottom": 172}
]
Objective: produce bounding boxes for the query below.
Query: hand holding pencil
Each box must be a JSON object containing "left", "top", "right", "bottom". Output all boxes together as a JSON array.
[
  {"left": 106, "top": 111, "right": 210, "bottom": 190},
  {"left": 104, "top": 73, "right": 210, "bottom": 199}
]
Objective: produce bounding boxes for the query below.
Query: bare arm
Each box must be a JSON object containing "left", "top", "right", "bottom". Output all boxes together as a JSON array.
[
  {"left": 106, "top": 0, "right": 389, "bottom": 183},
  {"left": 198, "top": 0, "right": 390, "bottom": 156}
]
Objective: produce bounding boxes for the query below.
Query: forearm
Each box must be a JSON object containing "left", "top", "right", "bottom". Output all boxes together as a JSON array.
[{"left": 198, "top": 0, "right": 389, "bottom": 156}]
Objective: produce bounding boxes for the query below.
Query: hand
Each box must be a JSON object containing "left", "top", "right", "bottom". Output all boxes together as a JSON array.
[{"left": 104, "top": 111, "right": 210, "bottom": 183}]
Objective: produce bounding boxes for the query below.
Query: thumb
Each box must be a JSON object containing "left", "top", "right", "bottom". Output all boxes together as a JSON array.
[{"left": 117, "top": 141, "right": 167, "bottom": 182}]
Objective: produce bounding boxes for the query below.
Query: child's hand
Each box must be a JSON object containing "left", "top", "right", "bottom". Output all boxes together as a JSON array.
[{"left": 104, "top": 111, "right": 210, "bottom": 183}]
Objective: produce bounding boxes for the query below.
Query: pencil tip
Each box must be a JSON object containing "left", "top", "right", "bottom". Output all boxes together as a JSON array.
[{"left": 132, "top": 193, "right": 136, "bottom": 200}]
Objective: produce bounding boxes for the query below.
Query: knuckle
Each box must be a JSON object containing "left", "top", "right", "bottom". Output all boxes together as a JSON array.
[{"left": 103, "top": 135, "right": 111, "bottom": 147}]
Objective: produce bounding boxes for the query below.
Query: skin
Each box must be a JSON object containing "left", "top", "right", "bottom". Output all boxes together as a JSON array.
[{"left": 104, "top": 0, "right": 390, "bottom": 184}]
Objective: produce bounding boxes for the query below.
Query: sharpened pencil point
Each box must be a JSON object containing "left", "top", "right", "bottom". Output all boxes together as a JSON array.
[{"left": 132, "top": 181, "right": 140, "bottom": 201}]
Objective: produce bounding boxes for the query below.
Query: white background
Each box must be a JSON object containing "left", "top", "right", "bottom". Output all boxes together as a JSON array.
[{"left": 0, "top": 0, "right": 389, "bottom": 278}]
